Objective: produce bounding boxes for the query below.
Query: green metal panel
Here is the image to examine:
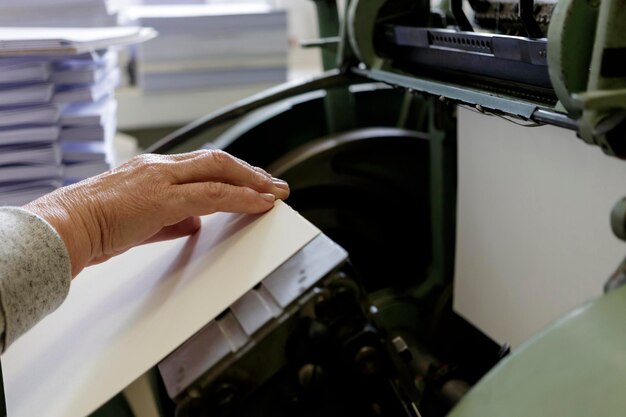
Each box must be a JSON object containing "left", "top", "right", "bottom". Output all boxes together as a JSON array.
[
  {"left": 311, "top": 0, "right": 341, "bottom": 71},
  {"left": 447, "top": 285, "right": 626, "bottom": 417},
  {"left": 411, "top": 98, "right": 457, "bottom": 297},
  {"left": 347, "top": 0, "right": 387, "bottom": 69},
  {"left": 577, "top": 0, "right": 626, "bottom": 154},
  {"left": 547, "top": 0, "right": 599, "bottom": 117}
]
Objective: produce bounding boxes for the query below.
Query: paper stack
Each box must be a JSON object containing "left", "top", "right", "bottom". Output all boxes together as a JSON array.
[
  {"left": 140, "top": 0, "right": 206, "bottom": 4},
  {"left": 0, "top": 27, "right": 156, "bottom": 206},
  {"left": 0, "top": 0, "right": 121, "bottom": 27},
  {"left": 125, "top": 3, "right": 288, "bottom": 92}
]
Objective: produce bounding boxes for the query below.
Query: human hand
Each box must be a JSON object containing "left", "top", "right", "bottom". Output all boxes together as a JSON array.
[{"left": 24, "top": 150, "right": 290, "bottom": 277}]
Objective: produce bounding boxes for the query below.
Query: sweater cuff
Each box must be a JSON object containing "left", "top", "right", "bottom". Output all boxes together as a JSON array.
[{"left": 0, "top": 207, "right": 71, "bottom": 351}]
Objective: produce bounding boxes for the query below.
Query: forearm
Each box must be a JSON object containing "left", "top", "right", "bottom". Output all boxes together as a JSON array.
[{"left": 0, "top": 207, "right": 71, "bottom": 351}]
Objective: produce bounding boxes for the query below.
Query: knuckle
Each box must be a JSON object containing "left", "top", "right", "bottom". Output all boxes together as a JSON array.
[
  {"left": 252, "top": 172, "right": 271, "bottom": 189},
  {"left": 208, "top": 149, "right": 232, "bottom": 170},
  {"left": 190, "top": 149, "right": 207, "bottom": 157},
  {"left": 172, "top": 187, "right": 204, "bottom": 216},
  {"left": 206, "top": 182, "right": 230, "bottom": 201},
  {"left": 128, "top": 154, "right": 175, "bottom": 183},
  {"left": 254, "top": 166, "right": 271, "bottom": 178},
  {"left": 174, "top": 149, "right": 205, "bottom": 161},
  {"left": 128, "top": 153, "right": 158, "bottom": 167}
]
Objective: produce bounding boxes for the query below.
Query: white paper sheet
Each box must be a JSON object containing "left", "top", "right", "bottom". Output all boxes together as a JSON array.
[
  {"left": 2, "top": 200, "right": 320, "bottom": 417},
  {"left": 0, "top": 126, "right": 59, "bottom": 146},
  {"left": 454, "top": 107, "right": 626, "bottom": 348},
  {"left": 0, "top": 27, "right": 156, "bottom": 55}
]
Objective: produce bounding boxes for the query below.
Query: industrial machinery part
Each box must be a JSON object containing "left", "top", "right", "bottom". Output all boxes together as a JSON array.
[
  {"left": 603, "top": 197, "right": 626, "bottom": 292},
  {"left": 158, "top": 234, "right": 356, "bottom": 416},
  {"left": 136, "top": 0, "right": 626, "bottom": 416},
  {"left": 341, "top": 0, "right": 626, "bottom": 157},
  {"left": 470, "top": 0, "right": 557, "bottom": 36},
  {"left": 152, "top": 95, "right": 507, "bottom": 416},
  {"left": 158, "top": 221, "right": 503, "bottom": 417},
  {"left": 382, "top": 26, "right": 554, "bottom": 97},
  {"left": 447, "top": 284, "right": 626, "bottom": 417}
]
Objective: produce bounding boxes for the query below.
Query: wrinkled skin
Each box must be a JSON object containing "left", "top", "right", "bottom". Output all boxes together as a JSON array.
[{"left": 25, "top": 150, "right": 290, "bottom": 277}]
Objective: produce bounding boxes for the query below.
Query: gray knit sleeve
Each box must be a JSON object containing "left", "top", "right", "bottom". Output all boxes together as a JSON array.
[{"left": 0, "top": 207, "right": 71, "bottom": 352}]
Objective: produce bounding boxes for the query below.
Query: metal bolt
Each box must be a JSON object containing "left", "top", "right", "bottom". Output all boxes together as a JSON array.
[
  {"left": 188, "top": 388, "right": 201, "bottom": 399},
  {"left": 298, "top": 363, "right": 325, "bottom": 388},
  {"left": 213, "top": 382, "right": 238, "bottom": 407},
  {"left": 392, "top": 336, "right": 413, "bottom": 362},
  {"left": 355, "top": 346, "right": 381, "bottom": 375}
]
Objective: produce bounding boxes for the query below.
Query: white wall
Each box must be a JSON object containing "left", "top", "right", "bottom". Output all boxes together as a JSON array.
[
  {"left": 273, "top": 0, "right": 319, "bottom": 44},
  {"left": 454, "top": 107, "right": 626, "bottom": 349}
]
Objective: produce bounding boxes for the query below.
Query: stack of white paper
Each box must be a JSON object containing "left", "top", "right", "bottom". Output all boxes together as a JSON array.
[
  {"left": 0, "top": 28, "right": 155, "bottom": 206},
  {"left": 0, "top": 53, "right": 117, "bottom": 205},
  {"left": 0, "top": 179, "right": 62, "bottom": 207},
  {"left": 0, "top": 0, "right": 120, "bottom": 28},
  {"left": 141, "top": 0, "right": 206, "bottom": 4},
  {"left": 0, "top": 27, "right": 156, "bottom": 56},
  {"left": 125, "top": 4, "right": 288, "bottom": 92}
]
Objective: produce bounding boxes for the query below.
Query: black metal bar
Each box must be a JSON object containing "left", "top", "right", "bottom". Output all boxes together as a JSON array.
[
  {"left": 0, "top": 360, "right": 6, "bottom": 417},
  {"left": 386, "top": 26, "right": 552, "bottom": 89},
  {"left": 450, "top": 0, "right": 474, "bottom": 31},
  {"left": 352, "top": 67, "right": 580, "bottom": 131},
  {"left": 519, "top": 0, "right": 544, "bottom": 38},
  {"left": 146, "top": 70, "right": 364, "bottom": 155},
  {"left": 352, "top": 67, "right": 540, "bottom": 119}
]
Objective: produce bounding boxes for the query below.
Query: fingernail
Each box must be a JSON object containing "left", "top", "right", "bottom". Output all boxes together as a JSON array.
[
  {"left": 261, "top": 193, "right": 276, "bottom": 203},
  {"left": 272, "top": 178, "right": 289, "bottom": 190}
]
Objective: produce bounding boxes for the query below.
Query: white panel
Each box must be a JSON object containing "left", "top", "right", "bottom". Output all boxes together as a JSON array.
[{"left": 454, "top": 107, "right": 626, "bottom": 348}]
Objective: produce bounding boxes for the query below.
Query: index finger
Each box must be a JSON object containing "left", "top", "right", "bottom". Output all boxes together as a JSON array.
[
  {"left": 173, "top": 182, "right": 277, "bottom": 217},
  {"left": 170, "top": 150, "right": 289, "bottom": 198}
]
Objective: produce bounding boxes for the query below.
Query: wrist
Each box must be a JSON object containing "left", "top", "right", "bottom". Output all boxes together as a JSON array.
[{"left": 24, "top": 188, "right": 98, "bottom": 277}]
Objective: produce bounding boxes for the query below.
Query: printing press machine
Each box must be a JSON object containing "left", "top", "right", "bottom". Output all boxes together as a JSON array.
[{"left": 92, "top": 0, "right": 626, "bottom": 416}]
